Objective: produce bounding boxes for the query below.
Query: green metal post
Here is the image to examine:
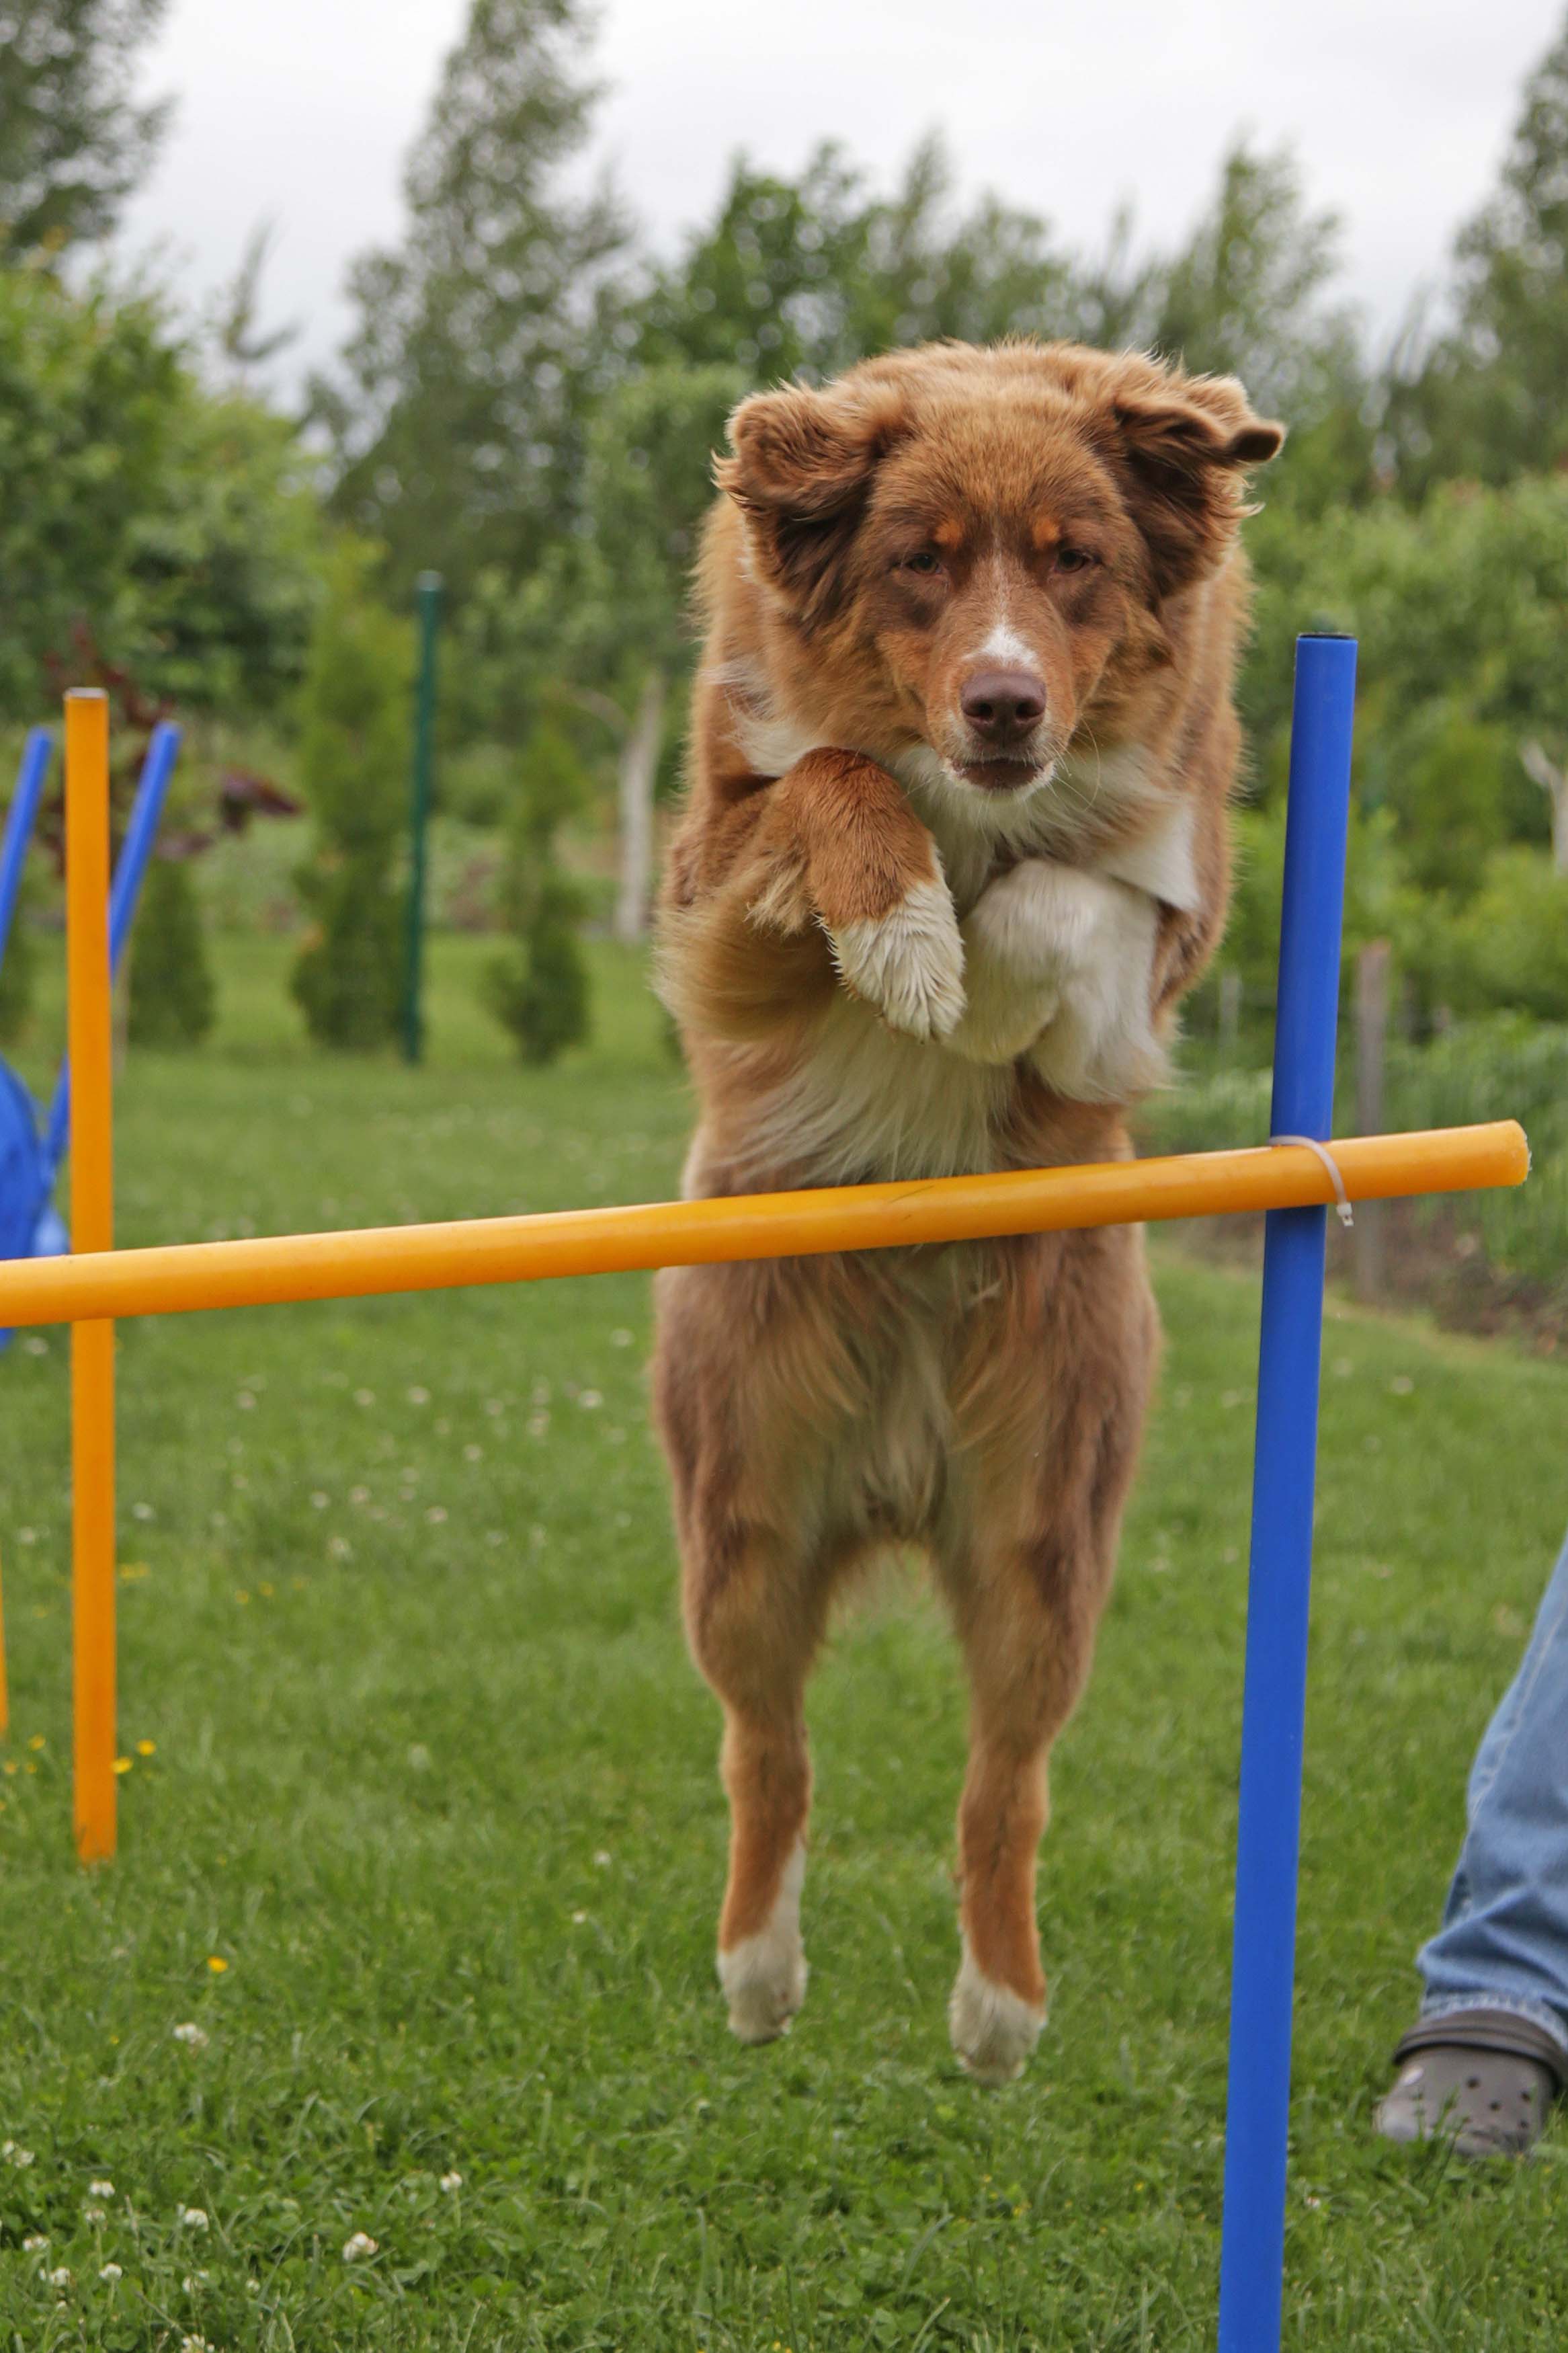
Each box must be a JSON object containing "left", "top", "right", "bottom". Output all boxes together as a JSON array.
[{"left": 401, "top": 570, "right": 443, "bottom": 1064}]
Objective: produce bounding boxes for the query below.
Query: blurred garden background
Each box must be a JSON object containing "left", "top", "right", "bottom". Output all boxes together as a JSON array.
[{"left": 2, "top": 1, "right": 1567, "bottom": 1344}]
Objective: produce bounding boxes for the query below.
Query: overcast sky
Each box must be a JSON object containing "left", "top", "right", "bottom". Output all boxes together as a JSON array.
[{"left": 117, "top": 0, "right": 1561, "bottom": 397}]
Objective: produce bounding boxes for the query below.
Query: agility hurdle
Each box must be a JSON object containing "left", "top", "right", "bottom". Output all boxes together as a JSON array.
[{"left": 0, "top": 647, "right": 1530, "bottom": 2350}]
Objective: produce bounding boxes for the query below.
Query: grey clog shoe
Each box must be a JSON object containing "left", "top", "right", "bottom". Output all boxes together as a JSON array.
[{"left": 1375, "top": 2008, "right": 1565, "bottom": 2159}]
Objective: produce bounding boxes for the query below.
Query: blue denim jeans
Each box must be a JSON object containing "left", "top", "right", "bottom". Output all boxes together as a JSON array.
[{"left": 1417, "top": 1523, "right": 1568, "bottom": 2056}]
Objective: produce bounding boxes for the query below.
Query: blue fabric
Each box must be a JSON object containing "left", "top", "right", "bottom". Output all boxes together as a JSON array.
[
  {"left": 1418, "top": 1523, "right": 1568, "bottom": 2055},
  {"left": 0, "top": 1058, "right": 44, "bottom": 1260}
]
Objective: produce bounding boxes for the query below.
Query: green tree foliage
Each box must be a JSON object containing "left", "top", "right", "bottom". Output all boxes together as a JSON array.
[
  {"left": 0, "top": 0, "right": 169, "bottom": 255},
  {"left": 1389, "top": 12, "right": 1568, "bottom": 491},
  {"left": 127, "top": 853, "right": 215, "bottom": 1047},
  {"left": 484, "top": 725, "right": 591, "bottom": 1064},
  {"left": 290, "top": 545, "right": 413, "bottom": 1053},
  {"left": 319, "top": 0, "right": 628, "bottom": 602},
  {"left": 635, "top": 136, "right": 1085, "bottom": 385},
  {"left": 0, "top": 264, "right": 321, "bottom": 717}
]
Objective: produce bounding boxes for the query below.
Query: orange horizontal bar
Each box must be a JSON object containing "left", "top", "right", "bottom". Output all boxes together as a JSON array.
[{"left": 0, "top": 1123, "right": 1528, "bottom": 1330}]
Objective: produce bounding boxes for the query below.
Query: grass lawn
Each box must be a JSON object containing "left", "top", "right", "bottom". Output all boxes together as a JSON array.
[{"left": 1, "top": 932, "right": 1565, "bottom": 2351}]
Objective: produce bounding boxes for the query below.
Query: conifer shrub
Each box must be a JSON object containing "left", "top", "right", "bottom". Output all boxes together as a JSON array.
[
  {"left": 483, "top": 726, "right": 592, "bottom": 1066},
  {"left": 128, "top": 855, "right": 216, "bottom": 1047},
  {"left": 290, "top": 543, "right": 413, "bottom": 1051}
]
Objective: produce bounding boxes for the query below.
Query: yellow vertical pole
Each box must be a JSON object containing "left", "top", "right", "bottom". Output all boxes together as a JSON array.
[{"left": 66, "top": 689, "right": 116, "bottom": 1864}]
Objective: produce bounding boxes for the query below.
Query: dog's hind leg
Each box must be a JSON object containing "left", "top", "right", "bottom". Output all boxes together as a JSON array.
[
  {"left": 683, "top": 1529, "right": 832, "bottom": 2044},
  {"left": 938, "top": 1237, "right": 1156, "bottom": 2084}
]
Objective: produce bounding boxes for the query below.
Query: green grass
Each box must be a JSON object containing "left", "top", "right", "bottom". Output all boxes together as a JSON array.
[{"left": 1, "top": 934, "right": 1566, "bottom": 2350}]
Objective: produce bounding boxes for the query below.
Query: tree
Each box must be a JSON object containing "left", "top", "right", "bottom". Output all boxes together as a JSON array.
[
  {"left": 290, "top": 543, "right": 413, "bottom": 1052},
  {"left": 1143, "top": 143, "right": 1372, "bottom": 511},
  {"left": 484, "top": 724, "right": 591, "bottom": 1063},
  {"left": 563, "top": 363, "right": 744, "bottom": 941},
  {"left": 0, "top": 264, "right": 321, "bottom": 720},
  {"left": 0, "top": 0, "right": 171, "bottom": 254},
  {"left": 634, "top": 136, "right": 1083, "bottom": 388},
  {"left": 1388, "top": 12, "right": 1568, "bottom": 491},
  {"left": 127, "top": 853, "right": 214, "bottom": 1047},
  {"left": 318, "top": 0, "right": 628, "bottom": 602}
]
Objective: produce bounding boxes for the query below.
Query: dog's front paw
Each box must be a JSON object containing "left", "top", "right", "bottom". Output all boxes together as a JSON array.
[
  {"left": 948, "top": 1942, "right": 1046, "bottom": 2085},
  {"left": 827, "top": 878, "right": 966, "bottom": 1041}
]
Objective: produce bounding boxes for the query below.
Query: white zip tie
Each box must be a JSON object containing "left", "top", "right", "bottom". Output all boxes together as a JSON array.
[{"left": 1269, "top": 1134, "right": 1354, "bottom": 1228}]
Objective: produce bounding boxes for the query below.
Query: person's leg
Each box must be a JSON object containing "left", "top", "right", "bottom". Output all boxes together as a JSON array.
[
  {"left": 1416, "top": 1523, "right": 1568, "bottom": 2048},
  {"left": 1376, "top": 1523, "right": 1568, "bottom": 2155}
]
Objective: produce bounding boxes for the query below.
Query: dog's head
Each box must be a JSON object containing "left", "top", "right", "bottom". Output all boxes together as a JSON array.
[{"left": 716, "top": 341, "right": 1282, "bottom": 813}]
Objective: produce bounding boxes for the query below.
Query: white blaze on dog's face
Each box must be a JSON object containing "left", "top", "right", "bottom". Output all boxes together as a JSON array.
[{"left": 716, "top": 348, "right": 1282, "bottom": 840}]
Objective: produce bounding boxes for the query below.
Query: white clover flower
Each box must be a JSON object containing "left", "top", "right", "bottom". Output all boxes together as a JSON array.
[
  {"left": 181, "top": 2271, "right": 210, "bottom": 2292},
  {"left": 439, "top": 2171, "right": 462, "bottom": 2194},
  {"left": 407, "top": 1386, "right": 430, "bottom": 1405},
  {"left": 425, "top": 1505, "right": 448, "bottom": 1525},
  {"left": 593, "top": 1850, "right": 611, "bottom": 1868},
  {"left": 22, "top": 2233, "right": 47, "bottom": 2251},
  {"left": 610, "top": 1328, "right": 632, "bottom": 1347},
  {"left": 48, "top": 2265, "right": 71, "bottom": 2287},
  {"left": 181, "top": 2336, "right": 214, "bottom": 2352},
  {"left": 342, "top": 2230, "right": 378, "bottom": 2262},
  {"left": 99, "top": 2262, "right": 123, "bottom": 2281},
  {"left": 311, "top": 1491, "right": 329, "bottom": 1509},
  {"left": 89, "top": 2178, "right": 115, "bottom": 2198},
  {"left": 172, "top": 2022, "right": 209, "bottom": 2048},
  {"left": 179, "top": 2205, "right": 209, "bottom": 2229},
  {"left": 3, "top": 2141, "right": 35, "bottom": 2167},
  {"left": 579, "top": 1390, "right": 603, "bottom": 1410}
]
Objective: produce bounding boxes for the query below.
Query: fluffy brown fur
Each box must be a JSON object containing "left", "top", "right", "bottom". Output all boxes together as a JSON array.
[{"left": 652, "top": 338, "right": 1281, "bottom": 2081}]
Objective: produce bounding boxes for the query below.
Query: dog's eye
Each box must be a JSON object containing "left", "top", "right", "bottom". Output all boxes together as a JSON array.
[
  {"left": 1054, "top": 545, "right": 1094, "bottom": 575},
  {"left": 901, "top": 550, "right": 944, "bottom": 576}
]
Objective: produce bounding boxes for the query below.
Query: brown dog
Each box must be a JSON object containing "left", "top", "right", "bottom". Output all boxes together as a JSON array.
[{"left": 653, "top": 340, "right": 1281, "bottom": 2083}]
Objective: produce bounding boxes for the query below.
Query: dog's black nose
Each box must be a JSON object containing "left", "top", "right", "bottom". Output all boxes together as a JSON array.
[{"left": 960, "top": 670, "right": 1047, "bottom": 742}]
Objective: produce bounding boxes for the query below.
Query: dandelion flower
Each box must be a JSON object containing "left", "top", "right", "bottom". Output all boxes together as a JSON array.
[
  {"left": 113, "top": 1757, "right": 133, "bottom": 1774},
  {"left": 27, "top": 1734, "right": 45, "bottom": 1751},
  {"left": 173, "top": 2021, "right": 209, "bottom": 2048},
  {"left": 137, "top": 1739, "right": 157, "bottom": 1756},
  {"left": 439, "top": 2170, "right": 462, "bottom": 2193},
  {"left": 206, "top": 1956, "right": 228, "bottom": 1975},
  {"left": 342, "top": 2231, "right": 378, "bottom": 2262}
]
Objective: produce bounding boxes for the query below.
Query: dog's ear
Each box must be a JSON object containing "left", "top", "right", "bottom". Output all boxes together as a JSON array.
[
  {"left": 1108, "top": 375, "right": 1284, "bottom": 599},
  {"left": 715, "top": 383, "right": 906, "bottom": 624}
]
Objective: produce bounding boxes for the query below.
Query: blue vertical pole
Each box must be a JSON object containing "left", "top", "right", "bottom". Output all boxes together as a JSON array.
[
  {"left": 0, "top": 727, "right": 54, "bottom": 971},
  {"left": 1217, "top": 635, "right": 1356, "bottom": 2353},
  {"left": 40, "top": 721, "right": 182, "bottom": 1188}
]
